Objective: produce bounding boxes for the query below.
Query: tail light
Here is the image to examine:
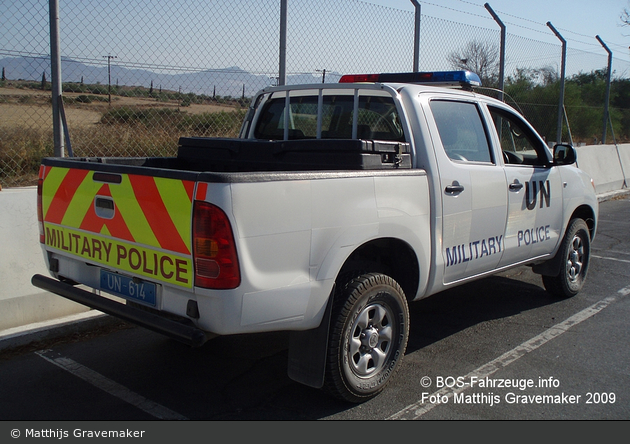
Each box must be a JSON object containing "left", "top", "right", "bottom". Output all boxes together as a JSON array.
[
  {"left": 192, "top": 201, "right": 240, "bottom": 289},
  {"left": 37, "top": 167, "right": 45, "bottom": 244}
]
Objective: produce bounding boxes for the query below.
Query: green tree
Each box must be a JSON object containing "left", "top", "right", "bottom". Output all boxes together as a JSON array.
[{"left": 503, "top": 67, "right": 559, "bottom": 142}]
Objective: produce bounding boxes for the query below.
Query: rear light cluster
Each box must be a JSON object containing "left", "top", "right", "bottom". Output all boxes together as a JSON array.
[{"left": 192, "top": 201, "right": 240, "bottom": 289}]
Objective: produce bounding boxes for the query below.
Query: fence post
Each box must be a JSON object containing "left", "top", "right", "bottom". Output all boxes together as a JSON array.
[
  {"left": 278, "top": 0, "right": 287, "bottom": 86},
  {"left": 547, "top": 22, "right": 566, "bottom": 145},
  {"left": 484, "top": 3, "right": 505, "bottom": 101},
  {"left": 410, "top": 0, "right": 421, "bottom": 72},
  {"left": 596, "top": 35, "right": 612, "bottom": 145},
  {"left": 49, "top": 0, "right": 64, "bottom": 157}
]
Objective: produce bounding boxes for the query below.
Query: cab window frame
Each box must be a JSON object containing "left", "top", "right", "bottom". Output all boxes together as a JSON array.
[{"left": 252, "top": 90, "right": 406, "bottom": 142}]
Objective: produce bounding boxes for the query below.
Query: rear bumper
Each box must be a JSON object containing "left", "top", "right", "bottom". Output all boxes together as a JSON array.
[{"left": 31, "top": 274, "right": 209, "bottom": 347}]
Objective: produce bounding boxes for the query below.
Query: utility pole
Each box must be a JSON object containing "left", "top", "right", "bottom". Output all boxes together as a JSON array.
[
  {"left": 316, "top": 69, "right": 326, "bottom": 83},
  {"left": 102, "top": 54, "right": 117, "bottom": 105}
]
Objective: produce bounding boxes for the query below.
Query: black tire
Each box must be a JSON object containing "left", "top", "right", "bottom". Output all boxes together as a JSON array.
[
  {"left": 542, "top": 218, "right": 591, "bottom": 298},
  {"left": 324, "top": 273, "right": 409, "bottom": 403}
]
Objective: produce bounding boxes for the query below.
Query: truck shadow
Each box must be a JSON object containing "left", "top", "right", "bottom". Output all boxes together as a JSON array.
[
  {"left": 0, "top": 267, "right": 584, "bottom": 421},
  {"left": 405, "top": 271, "right": 556, "bottom": 354},
  {"left": 124, "top": 268, "right": 562, "bottom": 419}
]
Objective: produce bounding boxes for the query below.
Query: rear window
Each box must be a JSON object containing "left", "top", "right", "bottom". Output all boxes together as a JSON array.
[{"left": 253, "top": 92, "right": 405, "bottom": 141}]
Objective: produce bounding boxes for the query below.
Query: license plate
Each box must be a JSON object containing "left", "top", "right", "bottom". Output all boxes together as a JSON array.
[{"left": 100, "top": 270, "right": 157, "bottom": 307}]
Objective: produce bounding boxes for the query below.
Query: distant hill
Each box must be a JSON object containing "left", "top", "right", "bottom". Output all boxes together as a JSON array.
[{"left": 0, "top": 56, "right": 341, "bottom": 97}]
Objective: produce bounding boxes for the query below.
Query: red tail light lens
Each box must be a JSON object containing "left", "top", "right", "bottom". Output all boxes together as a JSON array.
[{"left": 192, "top": 201, "right": 240, "bottom": 289}]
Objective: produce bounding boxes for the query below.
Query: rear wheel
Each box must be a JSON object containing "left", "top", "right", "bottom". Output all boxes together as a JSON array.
[
  {"left": 324, "top": 273, "right": 409, "bottom": 403},
  {"left": 542, "top": 218, "right": 591, "bottom": 298}
]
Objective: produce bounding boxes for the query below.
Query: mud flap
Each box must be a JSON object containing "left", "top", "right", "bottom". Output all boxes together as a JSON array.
[
  {"left": 531, "top": 253, "right": 563, "bottom": 277},
  {"left": 287, "top": 285, "right": 334, "bottom": 389}
]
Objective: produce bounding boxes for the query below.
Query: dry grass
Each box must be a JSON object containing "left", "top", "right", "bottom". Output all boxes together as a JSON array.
[
  {"left": 0, "top": 103, "right": 102, "bottom": 129},
  {"left": 0, "top": 86, "right": 246, "bottom": 187},
  {"left": 0, "top": 86, "right": 239, "bottom": 129}
]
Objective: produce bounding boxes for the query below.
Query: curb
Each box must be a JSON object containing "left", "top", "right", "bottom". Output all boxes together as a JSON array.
[
  {"left": 597, "top": 188, "right": 630, "bottom": 202},
  {"left": 0, "top": 310, "right": 121, "bottom": 354}
]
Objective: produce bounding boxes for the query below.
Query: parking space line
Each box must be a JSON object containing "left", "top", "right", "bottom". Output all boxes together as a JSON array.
[
  {"left": 35, "top": 351, "right": 188, "bottom": 420},
  {"left": 592, "top": 249, "right": 630, "bottom": 256},
  {"left": 388, "top": 288, "right": 628, "bottom": 420},
  {"left": 592, "top": 254, "right": 630, "bottom": 264}
]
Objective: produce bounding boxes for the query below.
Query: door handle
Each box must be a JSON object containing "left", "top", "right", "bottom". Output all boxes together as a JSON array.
[
  {"left": 445, "top": 181, "right": 464, "bottom": 194},
  {"left": 509, "top": 182, "right": 523, "bottom": 191}
]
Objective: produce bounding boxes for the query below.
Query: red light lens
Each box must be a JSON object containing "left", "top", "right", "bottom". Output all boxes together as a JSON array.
[
  {"left": 192, "top": 201, "right": 240, "bottom": 289},
  {"left": 339, "top": 74, "right": 380, "bottom": 83}
]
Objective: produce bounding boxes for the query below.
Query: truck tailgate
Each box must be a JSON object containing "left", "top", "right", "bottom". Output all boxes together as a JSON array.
[{"left": 39, "top": 161, "right": 196, "bottom": 292}]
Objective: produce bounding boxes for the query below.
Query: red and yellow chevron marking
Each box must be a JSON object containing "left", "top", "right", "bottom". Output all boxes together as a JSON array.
[{"left": 41, "top": 166, "right": 196, "bottom": 288}]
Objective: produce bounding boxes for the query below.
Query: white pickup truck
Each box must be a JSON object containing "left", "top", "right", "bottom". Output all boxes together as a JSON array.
[{"left": 33, "top": 71, "right": 598, "bottom": 402}]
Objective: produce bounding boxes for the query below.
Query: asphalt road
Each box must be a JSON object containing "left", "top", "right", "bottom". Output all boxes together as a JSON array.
[{"left": 0, "top": 194, "right": 628, "bottom": 422}]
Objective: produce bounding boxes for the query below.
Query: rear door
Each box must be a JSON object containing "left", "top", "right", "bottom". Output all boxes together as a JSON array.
[{"left": 428, "top": 99, "right": 508, "bottom": 284}]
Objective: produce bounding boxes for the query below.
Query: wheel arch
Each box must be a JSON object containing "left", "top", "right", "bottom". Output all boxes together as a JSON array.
[
  {"left": 532, "top": 206, "right": 596, "bottom": 277},
  {"left": 569, "top": 204, "right": 597, "bottom": 240},
  {"left": 335, "top": 237, "right": 420, "bottom": 302}
]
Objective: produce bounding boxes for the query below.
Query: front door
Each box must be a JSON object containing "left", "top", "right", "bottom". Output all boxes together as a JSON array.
[{"left": 487, "top": 106, "right": 563, "bottom": 267}]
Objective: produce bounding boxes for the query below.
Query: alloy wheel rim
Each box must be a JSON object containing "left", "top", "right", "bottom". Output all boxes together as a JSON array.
[
  {"left": 566, "top": 235, "right": 584, "bottom": 282},
  {"left": 348, "top": 301, "right": 394, "bottom": 377}
]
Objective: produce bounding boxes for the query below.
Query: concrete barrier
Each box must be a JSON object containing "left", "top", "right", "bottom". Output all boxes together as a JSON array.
[
  {"left": 575, "top": 144, "right": 627, "bottom": 194},
  {"left": 0, "top": 187, "right": 89, "bottom": 332},
  {"left": 617, "top": 143, "right": 630, "bottom": 187},
  {"left": 0, "top": 144, "right": 627, "bottom": 338}
]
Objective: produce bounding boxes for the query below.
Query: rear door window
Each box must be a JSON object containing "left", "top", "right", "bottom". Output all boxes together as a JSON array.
[{"left": 429, "top": 100, "right": 494, "bottom": 164}]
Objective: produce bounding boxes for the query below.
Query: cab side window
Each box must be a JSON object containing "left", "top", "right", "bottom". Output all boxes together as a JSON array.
[
  {"left": 489, "top": 107, "right": 549, "bottom": 166},
  {"left": 430, "top": 100, "right": 493, "bottom": 163}
]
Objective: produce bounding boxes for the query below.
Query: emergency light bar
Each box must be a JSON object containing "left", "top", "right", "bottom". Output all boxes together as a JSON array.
[{"left": 338, "top": 70, "right": 482, "bottom": 88}]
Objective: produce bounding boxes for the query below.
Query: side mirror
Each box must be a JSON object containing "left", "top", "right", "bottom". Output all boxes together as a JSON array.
[{"left": 553, "top": 143, "right": 577, "bottom": 165}]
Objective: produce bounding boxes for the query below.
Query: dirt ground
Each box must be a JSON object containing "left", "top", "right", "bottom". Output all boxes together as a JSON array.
[{"left": 0, "top": 86, "right": 240, "bottom": 130}]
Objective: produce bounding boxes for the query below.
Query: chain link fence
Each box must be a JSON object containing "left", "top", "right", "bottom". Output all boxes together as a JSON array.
[{"left": 1, "top": 0, "right": 629, "bottom": 187}]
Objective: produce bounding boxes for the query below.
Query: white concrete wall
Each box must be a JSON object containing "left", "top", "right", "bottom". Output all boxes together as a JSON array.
[
  {"left": 575, "top": 144, "right": 629, "bottom": 194},
  {"left": 0, "top": 187, "right": 89, "bottom": 331},
  {"left": 0, "top": 144, "right": 627, "bottom": 333}
]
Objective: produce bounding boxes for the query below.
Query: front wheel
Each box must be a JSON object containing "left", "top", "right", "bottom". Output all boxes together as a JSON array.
[
  {"left": 324, "top": 273, "right": 409, "bottom": 403},
  {"left": 542, "top": 218, "right": 591, "bottom": 298}
]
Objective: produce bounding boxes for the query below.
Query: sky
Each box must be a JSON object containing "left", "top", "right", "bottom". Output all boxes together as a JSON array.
[
  {"left": 369, "top": 0, "right": 630, "bottom": 62},
  {"left": 2, "top": 0, "right": 630, "bottom": 89}
]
